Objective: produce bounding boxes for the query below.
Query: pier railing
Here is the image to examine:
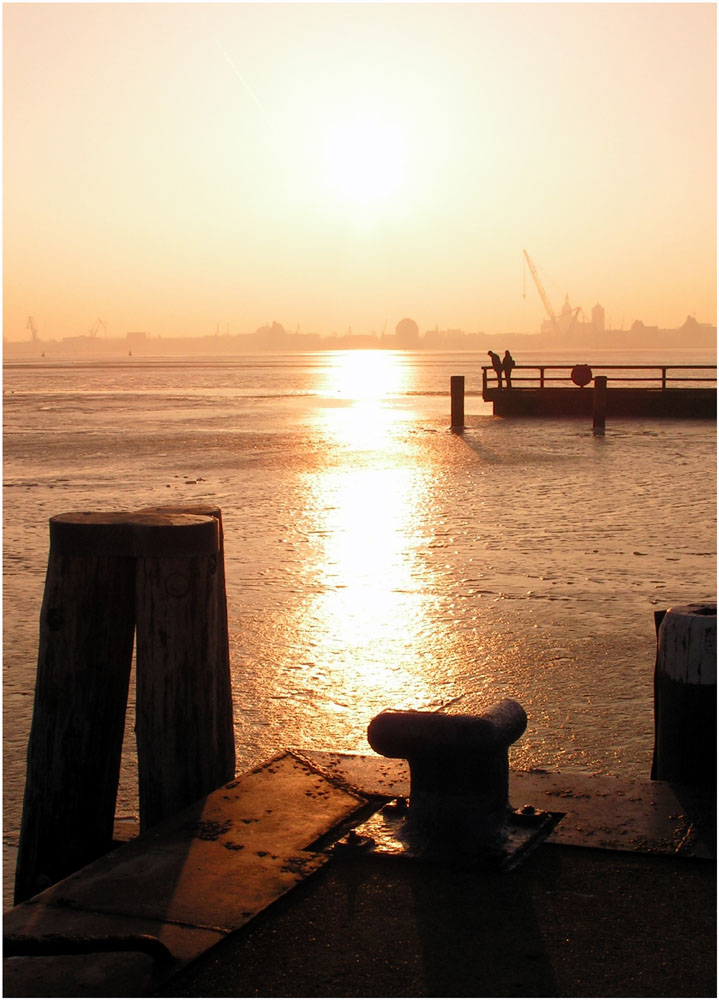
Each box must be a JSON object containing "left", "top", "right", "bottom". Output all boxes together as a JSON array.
[{"left": 482, "top": 364, "right": 717, "bottom": 392}]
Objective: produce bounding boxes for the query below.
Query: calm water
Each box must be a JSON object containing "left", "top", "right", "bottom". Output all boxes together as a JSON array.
[{"left": 3, "top": 349, "right": 716, "bottom": 906}]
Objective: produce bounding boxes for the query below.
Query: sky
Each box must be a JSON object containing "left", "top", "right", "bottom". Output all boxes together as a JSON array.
[{"left": 3, "top": 2, "right": 717, "bottom": 341}]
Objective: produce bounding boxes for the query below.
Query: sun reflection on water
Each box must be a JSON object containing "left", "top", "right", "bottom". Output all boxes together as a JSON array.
[
  {"left": 296, "top": 350, "right": 447, "bottom": 706},
  {"left": 321, "top": 349, "right": 410, "bottom": 401},
  {"left": 256, "top": 348, "right": 496, "bottom": 743},
  {"left": 302, "top": 464, "right": 436, "bottom": 698},
  {"left": 315, "top": 350, "right": 413, "bottom": 450}
]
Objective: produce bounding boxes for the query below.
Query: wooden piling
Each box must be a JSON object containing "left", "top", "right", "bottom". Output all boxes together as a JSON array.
[
  {"left": 15, "top": 508, "right": 237, "bottom": 901},
  {"left": 593, "top": 375, "right": 607, "bottom": 435},
  {"left": 451, "top": 375, "right": 465, "bottom": 431},
  {"left": 134, "top": 511, "right": 235, "bottom": 831},
  {"left": 14, "top": 513, "right": 137, "bottom": 904},
  {"left": 651, "top": 603, "right": 717, "bottom": 788},
  {"left": 139, "top": 505, "right": 232, "bottom": 691}
]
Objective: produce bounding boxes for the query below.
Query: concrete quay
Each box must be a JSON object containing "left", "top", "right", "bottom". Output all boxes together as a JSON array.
[{"left": 3, "top": 751, "right": 716, "bottom": 998}]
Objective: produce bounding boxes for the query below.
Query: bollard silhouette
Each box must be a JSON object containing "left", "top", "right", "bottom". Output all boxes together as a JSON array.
[
  {"left": 367, "top": 700, "right": 527, "bottom": 858},
  {"left": 14, "top": 509, "right": 235, "bottom": 904}
]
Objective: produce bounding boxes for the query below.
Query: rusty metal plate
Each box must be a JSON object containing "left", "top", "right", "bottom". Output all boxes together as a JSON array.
[
  {"left": 297, "top": 752, "right": 716, "bottom": 859},
  {"left": 333, "top": 800, "right": 562, "bottom": 871}
]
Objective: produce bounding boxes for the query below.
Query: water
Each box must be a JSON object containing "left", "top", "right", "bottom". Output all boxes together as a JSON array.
[{"left": 3, "top": 349, "right": 716, "bottom": 907}]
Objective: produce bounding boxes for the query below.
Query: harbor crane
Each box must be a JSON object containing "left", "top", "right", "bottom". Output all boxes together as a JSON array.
[
  {"left": 522, "top": 250, "right": 559, "bottom": 335},
  {"left": 26, "top": 316, "right": 38, "bottom": 341},
  {"left": 522, "top": 250, "right": 581, "bottom": 337},
  {"left": 89, "top": 318, "right": 107, "bottom": 338}
]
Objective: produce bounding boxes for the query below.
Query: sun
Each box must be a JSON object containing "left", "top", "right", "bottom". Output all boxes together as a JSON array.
[{"left": 323, "top": 114, "right": 405, "bottom": 209}]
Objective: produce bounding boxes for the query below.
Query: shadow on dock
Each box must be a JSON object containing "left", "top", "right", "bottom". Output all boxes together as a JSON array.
[
  {"left": 4, "top": 754, "right": 716, "bottom": 998},
  {"left": 156, "top": 844, "right": 714, "bottom": 999}
]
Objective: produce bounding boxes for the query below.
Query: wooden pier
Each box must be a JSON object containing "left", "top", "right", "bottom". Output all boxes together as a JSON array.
[{"left": 481, "top": 364, "right": 717, "bottom": 419}]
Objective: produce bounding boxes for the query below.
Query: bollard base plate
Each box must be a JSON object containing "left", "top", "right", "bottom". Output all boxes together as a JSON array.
[{"left": 332, "top": 802, "right": 563, "bottom": 871}]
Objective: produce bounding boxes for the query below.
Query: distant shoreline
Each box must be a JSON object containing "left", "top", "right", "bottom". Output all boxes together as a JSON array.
[{"left": 3, "top": 327, "right": 717, "bottom": 359}]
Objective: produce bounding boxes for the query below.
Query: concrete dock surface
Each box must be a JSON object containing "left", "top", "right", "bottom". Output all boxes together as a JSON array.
[
  {"left": 158, "top": 842, "right": 714, "bottom": 998},
  {"left": 3, "top": 751, "right": 716, "bottom": 998}
]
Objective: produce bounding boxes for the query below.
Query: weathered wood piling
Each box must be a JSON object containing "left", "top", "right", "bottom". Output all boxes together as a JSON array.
[
  {"left": 592, "top": 375, "right": 607, "bottom": 435},
  {"left": 651, "top": 603, "right": 716, "bottom": 788},
  {"left": 450, "top": 375, "right": 465, "bottom": 431},
  {"left": 14, "top": 508, "right": 235, "bottom": 904},
  {"left": 14, "top": 514, "right": 137, "bottom": 905},
  {"left": 135, "top": 506, "right": 235, "bottom": 831}
]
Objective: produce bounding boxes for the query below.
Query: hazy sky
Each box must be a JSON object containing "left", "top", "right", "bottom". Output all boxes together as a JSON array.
[{"left": 3, "top": 2, "right": 716, "bottom": 341}]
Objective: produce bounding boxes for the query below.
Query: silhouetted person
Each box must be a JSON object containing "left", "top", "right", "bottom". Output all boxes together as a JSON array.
[
  {"left": 488, "top": 351, "right": 503, "bottom": 388},
  {"left": 502, "top": 350, "right": 515, "bottom": 388}
]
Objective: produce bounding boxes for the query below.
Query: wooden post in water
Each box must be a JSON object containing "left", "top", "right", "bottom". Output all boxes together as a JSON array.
[
  {"left": 14, "top": 513, "right": 137, "bottom": 904},
  {"left": 651, "top": 603, "right": 717, "bottom": 788},
  {"left": 451, "top": 375, "right": 465, "bottom": 432},
  {"left": 14, "top": 508, "right": 237, "bottom": 902},
  {"left": 134, "top": 511, "right": 235, "bottom": 831},
  {"left": 593, "top": 375, "right": 607, "bottom": 435},
  {"left": 139, "top": 506, "right": 233, "bottom": 734}
]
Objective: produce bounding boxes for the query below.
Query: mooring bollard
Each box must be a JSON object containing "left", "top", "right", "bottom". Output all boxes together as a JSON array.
[
  {"left": 593, "top": 375, "right": 607, "bottom": 435},
  {"left": 450, "top": 375, "right": 465, "bottom": 432},
  {"left": 367, "top": 700, "right": 527, "bottom": 856},
  {"left": 651, "top": 603, "right": 717, "bottom": 788},
  {"left": 15, "top": 508, "right": 236, "bottom": 904}
]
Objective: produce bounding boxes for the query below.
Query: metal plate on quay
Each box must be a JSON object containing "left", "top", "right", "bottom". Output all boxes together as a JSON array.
[{"left": 330, "top": 800, "right": 563, "bottom": 872}]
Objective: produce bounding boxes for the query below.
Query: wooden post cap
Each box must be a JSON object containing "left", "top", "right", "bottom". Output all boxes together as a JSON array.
[
  {"left": 49, "top": 512, "right": 219, "bottom": 557},
  {"left": 652, "top": 603, "right": 716, "bottom": 787},
  {"left": 367, "top": 699, "right": 527, "bottom": 760},
  {"left": 139, "top": 504, "right": 223, "bottom": 520},
  {"left": 658, "top": 604, "right": 717, "bottom": 685}
]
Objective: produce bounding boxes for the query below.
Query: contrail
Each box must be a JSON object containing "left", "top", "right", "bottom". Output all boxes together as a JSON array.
[
  {"left": 214, "top": 41, "right": 268, "bottom": 117},
  {"left": 205, "top": 21, "right": 277, "bottom": 139}
]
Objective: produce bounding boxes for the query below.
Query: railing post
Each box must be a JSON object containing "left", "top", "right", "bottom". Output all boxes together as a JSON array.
[
  {"left": 539, "top": 367, "right": 545, "bottom": 388},
  {"left": 450, "top": 375, "right": 465, "bottom": 432},
  {"left": 661, "top": 367, "right": 667, "bottom": 390}
]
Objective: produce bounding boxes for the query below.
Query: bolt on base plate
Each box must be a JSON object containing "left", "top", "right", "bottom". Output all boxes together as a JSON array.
[{"left": 332, "top": 801, "right": 563, "bottom": 871}]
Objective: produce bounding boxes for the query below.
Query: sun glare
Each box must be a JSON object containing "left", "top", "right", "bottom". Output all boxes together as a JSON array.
[
  {"left": 304, "top": 466, "right": 430, "bottom": 688},
  {"left": 326, "top": 350, "right": 407, "bottom": 400},
  {"left": 323, "top": 115, "right": 405, "bottom": 208},
  {"left": 316, "top": 351, "right": 410, "bottom": 451}
]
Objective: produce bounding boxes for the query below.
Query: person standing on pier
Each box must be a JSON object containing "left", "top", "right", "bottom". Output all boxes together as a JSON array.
[
  {"left": 488, "top": 351, "right": 503, "bottom": 388},
  {"left": 502, "top": 350, "right": 516, "bottom": 388}
]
